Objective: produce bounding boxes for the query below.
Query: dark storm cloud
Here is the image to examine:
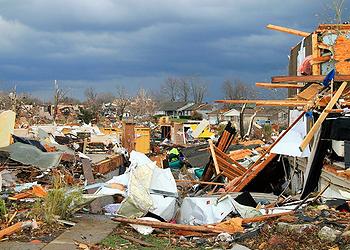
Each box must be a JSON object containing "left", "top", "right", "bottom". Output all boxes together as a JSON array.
[{"left": 0, "top": 0, "right": 348, "bottom": 99}]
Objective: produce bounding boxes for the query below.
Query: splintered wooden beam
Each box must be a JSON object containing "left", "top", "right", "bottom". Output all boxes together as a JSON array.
[
  {"left": 271, "top": 75, "right": 350, "bottom": 83},
  {"left": 299, "top": 81, "right": 348, "bottom": 151},
  {"left": 225, "top": 111, "right": 306, "bottom": 193},
  {"left": 317, "top": 24, "right": 350, "bottom": 32},
  {"left": 256, "top": 82, "right": 304, "bottom": 89},
  {"left": 266, "top": 24, "right": 310, "bottom": 37},
  {"left": 232, "top": 153, "right": 277, "bottom": 192},
  {"left": 112, "top": 217, "right": 241, "bottom": 234},
  {"left": 310, "top": 55, "right": 331, "bottom": 65},
  {"left": 215, "top": 99, "right": 310, "bottom": 107},
  {"left": 209, "top": 139, "right": 220, "bottom": 175},
  {"left": 312, "top": 33, "right": 321, "bottom": 75}
]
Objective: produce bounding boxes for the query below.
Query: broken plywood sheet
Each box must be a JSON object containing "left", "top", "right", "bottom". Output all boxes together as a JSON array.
[
  {"left": 229, "top": 149, "right": 252, "bottom": 161},
  {"left": 0, "top": 110, "right": 16, "bottom": 148},
  {"left": 334, "top": 35, "right": 350, "bottom": 74},
  {"left": 297, "top": 84, "right": 323, "bottom": 100},
  {"left": 240, "top": 140, "right": 264, "bottom": 147}
]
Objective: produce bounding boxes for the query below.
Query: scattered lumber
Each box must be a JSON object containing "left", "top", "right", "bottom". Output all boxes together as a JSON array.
[
  {"left": 296, "top": 83, "right": 323, "bottom": 100},
  {"left": 266, "top": 24, "right": 310, "bottom": 37},
  {"left": 201, "top": 122, "right": 236, "bottom": 182},
  {"left": 241, "top": 211, "right": 295, "bottom": 224},
  {"left": 310, "top": 55, "right": 332, "bottom": 65},
  {"left": 256, "top": 82, "right": 304, "bottom": 89},
  {"left": 271, "top": 75, "right": 350, "bottom": 83},
  {"left": 299, "top": 82, "right": 348, "bottom": 151},
  {"left": 209, "top": 139, "right": 220, "bottom": 175},
  {"left": 112, "top": 217, "right": 241, "bottom": 234},
  {"left": 113, "top": 212, "right": 295, "bottom": 236},
  {"left": 226, "top": 111, "right": 306, "bottom": 193},
  {"left": 0, "top": 221, "right": 36, "bottom": 239},
  {"left": 215, "top": 99, "right": 310, "bottom": 107},
  {"left": 317, "top": 24, "right": 350, "bottom": 32}
]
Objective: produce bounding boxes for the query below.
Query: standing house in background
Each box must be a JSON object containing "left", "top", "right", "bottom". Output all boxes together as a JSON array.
[{"left": 155, "top": 102, "right": 213, "bottom": 118}]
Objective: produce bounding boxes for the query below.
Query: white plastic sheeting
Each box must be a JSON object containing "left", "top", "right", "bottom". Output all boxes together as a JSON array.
[
  {"left": 179, "top": 195, "right": 236, "bottom": 225},
  {"left": 271, "top": 110, "right": 310, "bottom": 157},
  {"left": 99, "top": 151, "right": 178, "bottom": 220}
]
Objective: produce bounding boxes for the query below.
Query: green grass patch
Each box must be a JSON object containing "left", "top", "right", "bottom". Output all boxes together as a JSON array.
[
  {"left": 101, "top": 234, "right": 131, "bottom": 249},
  {"left": 31, "top": 176, "right": 84, "bottom": 224},
  {"left": 100, "top": 232, "right": 194, "bottom": 250}
]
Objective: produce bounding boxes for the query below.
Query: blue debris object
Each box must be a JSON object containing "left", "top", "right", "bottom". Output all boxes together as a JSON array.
[
  {"left": 322, "top": 69, "right": 335, "bottom": 87},
  {"left": 305, "top": 111, "right": 313, "bottom": 118}
]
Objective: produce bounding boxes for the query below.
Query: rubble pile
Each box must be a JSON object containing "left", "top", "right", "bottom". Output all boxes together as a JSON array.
[{"left": 0, "top": 22, "right": 350, "bottom": 250}]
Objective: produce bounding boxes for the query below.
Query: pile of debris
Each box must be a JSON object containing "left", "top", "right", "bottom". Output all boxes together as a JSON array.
[
  {"left": 0, "top": 110, "right": 127, "bottom": 242},
  {"left": 0, "top": 22, "right": 350, "bottom": 250},
  {"left": 95, "top": 23, "right": 350, "bottom": 249}
]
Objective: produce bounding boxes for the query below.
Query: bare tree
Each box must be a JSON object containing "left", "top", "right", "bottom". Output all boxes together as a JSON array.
[
  {"left": 222, "top": 79, "right": 256, "bottom": 100},
  {"left": 53, "top": 80, "right": 69, "bottom": 122},
  {"left": 114, "top": 85, "right": 131, "bottom": 120},
  {"left": 333, "top": 0, "right": 345, "bottom": 24},
  {"left": 96, "top": 92, "right": 115, "bottom": 105},
  {"left": 179, "top": 78, "right": 190, "bottom": 102},
  {"left": 84, "top": 87, "right": 98, "bottom": 104},
  {"left": 61, "top": 96, "right": 81, "bottom": 105},
  {"left": 189, "top": 76, "right": 207, "bottom": 103},
  {"left": 162, "top": 77, "right": 179, "bottom": 101},
  {"left": 131, "top": 88, "right": 157, "bottom": 118}
]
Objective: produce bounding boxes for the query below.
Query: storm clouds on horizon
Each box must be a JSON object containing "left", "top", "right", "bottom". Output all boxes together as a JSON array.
[{"left": 0, "top": 0, "right": 348, "bottom": 101}]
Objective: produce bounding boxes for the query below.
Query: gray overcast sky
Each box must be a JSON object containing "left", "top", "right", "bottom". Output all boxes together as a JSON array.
[{"left": 0, "top": 0, "right": 348, "bottom": 101}]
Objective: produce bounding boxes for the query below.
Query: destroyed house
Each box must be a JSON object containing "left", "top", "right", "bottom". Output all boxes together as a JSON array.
[
  {"left": 213, "top": 23, "right": 350, "bottom": 200},
  {"left": 285, "top": 24, "right": 350, "bottom": 199}
]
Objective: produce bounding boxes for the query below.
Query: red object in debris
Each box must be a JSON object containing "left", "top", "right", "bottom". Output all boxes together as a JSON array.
[
  {"left": 31, "top": 239, "right": 42, "bottom": 244},
  {"left": 169, "top": 219, "right": 177, "bottom": 224},
  {"left": 298, "top": 55, "right": 312, "bottom": 75}
]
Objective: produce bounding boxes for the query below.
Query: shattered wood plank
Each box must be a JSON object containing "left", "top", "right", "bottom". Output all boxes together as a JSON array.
[
  {"left": 232, "top": 153, "right": 277, "bottom": 192},
  {"left": 209, "top": 139, "right": 220, "bottom": 175},
  {"left": 93, "top": 154, "right": 124, "bottom": 174},
  {"left": 214, "top": 146, "right": 246, "bottom": 172},
  {"left": 0, "top": 221, "right": 34, "bottom": 239},
  {"left": 317, "top": 24, "right": 350, "bottom": 32},
  {"left": 216, "top": 155, "right": 242, "bottom": 179},
  {"left": 241, "top": 211, "right": 295, "bottom": 224},
  {"left": 310, "top": 55, "right": 331, "bottom": 65},
  {"left": 240, "top": 139, "right": 264, "bottom": 146},
  {"left": 312, "top": 33, "right": 321, "bottom": 75},
  {"left": 296, "top": 83, "right": 323, "bottom": 100},
  {"left": 229, "top": 149, "right": 253, "bottom": 161},
  {"left": 215, "top": 99, "right": 310, "bottom": 107},
  {"left": 271, "top": 75, "right": 350, "bottom": 83},
  {"left": 201, "top": 124, "right": 236, "bottom": 182},
  {"left": 226, "top": 111, "right": 306, "bottom": 193},
  {"left": 255, "top": 82, "right": 304, "bottom": 89},
  {"left": 299, "top": 82, "right": 348, "bottom": 151},
  {"left": 266, "top": 24, "right": 310, "bottom": 37},
  {"left": 112, "top": 217, "right": 241, "bottom": 234}
]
